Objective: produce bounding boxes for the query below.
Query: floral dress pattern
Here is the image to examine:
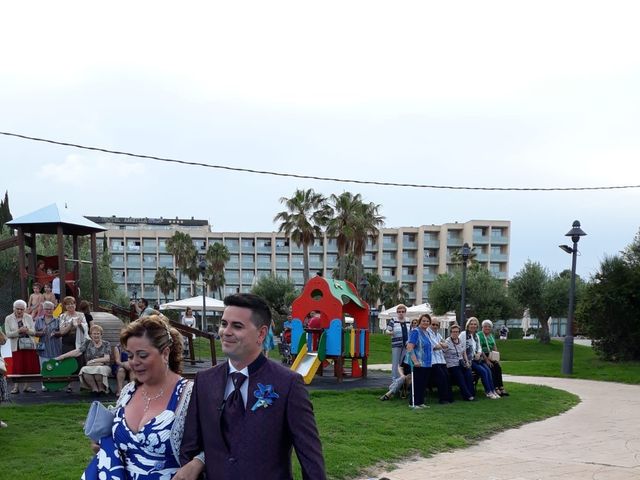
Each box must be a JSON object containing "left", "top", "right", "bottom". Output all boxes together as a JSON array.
[{"left": 113, "top": 379, "right": 187, "bottom": 479}]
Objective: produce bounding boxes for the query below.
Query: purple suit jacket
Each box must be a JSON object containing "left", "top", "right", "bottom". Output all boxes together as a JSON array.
[{"left": 180, "top": 355, "right": 326, "bottom": 479}]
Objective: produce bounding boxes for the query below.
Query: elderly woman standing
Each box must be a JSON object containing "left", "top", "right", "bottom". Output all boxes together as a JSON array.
[
  {"left": 58, "top": 296, "right": 88, "bottom": 392},
  {"left": 55, "top": 324, "right": 111, "bottom": 394},
  {"left": 478, "top": 319, "right": 509, "bottom": 396},
  {"left": 405, "top": 314, "right": 433, "bottom": 408},
  {"left": 59, "top": 296, "right": 88, "bottom": 351},
  {"left": 34, "top": 301, "right": 62, "bottom": 391},
  {"left": 385, "top": 304, "right": 410, "bottom": 381},
  {"left": 5, "top": 299, "right": 40, "bottom": 393}
]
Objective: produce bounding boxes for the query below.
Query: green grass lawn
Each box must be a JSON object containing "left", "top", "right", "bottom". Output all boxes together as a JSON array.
[
  {"left": 498, "top": 339, "right": 640, "bottom": 384},
  {"left": 0, "top": 383, "right": 577, "bottom": 480}
]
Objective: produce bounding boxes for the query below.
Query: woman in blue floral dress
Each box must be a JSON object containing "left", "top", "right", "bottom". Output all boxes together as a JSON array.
[{"left": 82, "top": 315, "right": 204, "bottom": 480}]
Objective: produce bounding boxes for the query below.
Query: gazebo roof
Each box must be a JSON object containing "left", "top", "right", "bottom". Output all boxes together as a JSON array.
[{"left": 7, "top": 203, "right": 106, "bottom": 235}]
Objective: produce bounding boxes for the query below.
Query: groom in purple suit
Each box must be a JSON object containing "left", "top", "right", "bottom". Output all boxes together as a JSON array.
[{"left": 180, "top": 293, "right": 326, "bottom": 479}]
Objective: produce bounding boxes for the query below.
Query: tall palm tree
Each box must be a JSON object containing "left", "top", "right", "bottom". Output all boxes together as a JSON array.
[
  {"left": 274, "top": 188, "right": 329, "bottom": 284},
  {"left": 325, "top": 192, "right": 384, "bottom": 278},
  {"left": 153, "top": 267, "right": 177, "bottom": 303},
  {"left": 206, "top": 242, "right": 230, "bottom": 299},
  {"left": 381, "top": 281, "right": 409, "bottom": 307},
  {"left": 166, "top": 231, "right": 197, "bottom": 299},
  {"left": 361, "top": 272, "right": 383, "bottom": 308}
]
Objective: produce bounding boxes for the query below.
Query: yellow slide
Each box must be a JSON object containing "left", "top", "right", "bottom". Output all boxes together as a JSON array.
[{"left": 290, "top": 343, "right": 322, "bottom": 385}]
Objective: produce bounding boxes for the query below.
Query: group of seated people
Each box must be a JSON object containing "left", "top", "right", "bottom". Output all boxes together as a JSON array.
[
  {"left": 5, "top": 295, "right": 135, "bottom": 396},
  {"left": 383, "top": 305, "right": 508, "bottom": 408}
]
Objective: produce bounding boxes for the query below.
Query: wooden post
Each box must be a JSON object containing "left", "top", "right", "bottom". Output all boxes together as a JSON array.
[
  {"left": 90, "top": 233, "right": 99, "bottom": 309},
  {"left": 17, "top": 227, "right": 27, "bottom": 300},
  {"left": 72, "top": 235, "right": 80, "bottom": 301},
  {"left": 28, "top": 232, "right": 37, "bottom": 288},
  {"left": 57, "top": 225, "right": 66, "bottom": 299}
]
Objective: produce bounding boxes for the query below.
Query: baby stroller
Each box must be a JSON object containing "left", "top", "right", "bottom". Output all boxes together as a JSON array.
[{"left": 279, "top": 324, "right": 293, "bottom": 366}]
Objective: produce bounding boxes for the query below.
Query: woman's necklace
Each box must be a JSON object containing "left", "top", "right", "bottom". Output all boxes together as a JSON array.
[{"left": 141, "top": 386, "right": 165, "bottom": 413}]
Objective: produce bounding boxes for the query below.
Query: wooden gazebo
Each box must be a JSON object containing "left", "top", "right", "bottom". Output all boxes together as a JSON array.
[{"left": 7, "top": 203, "right": 106, "bottom": 307}]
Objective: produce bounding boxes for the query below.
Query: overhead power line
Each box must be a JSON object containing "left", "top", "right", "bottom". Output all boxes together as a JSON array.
[{"left": 1, "top": 130, "right": 638, "bottom": 192}]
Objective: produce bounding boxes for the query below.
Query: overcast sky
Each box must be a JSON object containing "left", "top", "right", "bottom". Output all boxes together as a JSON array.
[{"left": 2, "top": 1, "right": 639, "bottom": 280}]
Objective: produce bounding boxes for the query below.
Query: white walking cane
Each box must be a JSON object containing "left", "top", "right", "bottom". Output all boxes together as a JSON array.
[{"left": 405, "top": 350, "right": 415, "bottom": 408}]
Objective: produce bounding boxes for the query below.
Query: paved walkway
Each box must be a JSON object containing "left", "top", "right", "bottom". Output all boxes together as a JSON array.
[{"left": 360, "top": 375, "right": 640, "bottom": 480}]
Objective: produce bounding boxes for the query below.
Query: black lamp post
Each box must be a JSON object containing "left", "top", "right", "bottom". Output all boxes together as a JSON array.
[
  {"left": 199, "top": 258, "right": 207, "bottom": 332},
  {"left": 559, "top": 220, "right": 587, "bottom": 375},
  {"left": 459, "top": 243, "right": 471, "bottom": 325}
]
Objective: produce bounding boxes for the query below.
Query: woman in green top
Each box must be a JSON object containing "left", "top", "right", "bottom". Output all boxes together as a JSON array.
[{"left": 479, "top": 320, "right": 509, "bottom": 397}]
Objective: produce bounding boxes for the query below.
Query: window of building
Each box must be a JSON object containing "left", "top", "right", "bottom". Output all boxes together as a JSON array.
[
  {"left": 402, "top": 266, "right": 415, "bottom": 276},
  {"left": 111, "top": 239, "right": 125, "bottom": 252},
  {"left": 403, "top": 233, "right": 416, "bottom": 243},
  {"left": 382, "top": 234, "right": 397, "bottom": 246}
]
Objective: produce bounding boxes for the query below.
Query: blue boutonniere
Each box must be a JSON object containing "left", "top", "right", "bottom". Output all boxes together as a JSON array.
[{"left": 251, "top": 383, "right": 279, "bottom": 411}]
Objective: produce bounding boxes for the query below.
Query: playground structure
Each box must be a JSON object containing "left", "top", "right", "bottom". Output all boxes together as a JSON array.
[
  {"left": 289, "top": 276, "right": 370, "bottom": 384},
  {"left": 5, "top": 203, "right": 106, "bottom": 306}
]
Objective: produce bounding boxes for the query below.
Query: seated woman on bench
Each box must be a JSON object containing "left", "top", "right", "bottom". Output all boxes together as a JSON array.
[{"left": 55, "top": 324, "right": 111, "bottom": 395}]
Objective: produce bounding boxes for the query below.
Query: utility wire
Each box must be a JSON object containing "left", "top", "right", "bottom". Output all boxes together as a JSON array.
[{"left": 1, "top": 130, "right": 638, "bottom": 192}]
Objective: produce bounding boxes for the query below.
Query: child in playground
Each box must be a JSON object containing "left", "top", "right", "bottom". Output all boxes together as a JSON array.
[
  {"left": 379, "top": 361, "right": 412, "bottom": 401},
  {"left": 27, "top": 282, "right": 45, "bottom": 319}
]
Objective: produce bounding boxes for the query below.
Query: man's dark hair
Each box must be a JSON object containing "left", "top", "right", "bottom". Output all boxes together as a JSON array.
[
  {"left": 224, "top": 293, "right": 271, "bottom": 329},
  {"left": 139, "top": 298, "right": 149, "bottom": 308}
]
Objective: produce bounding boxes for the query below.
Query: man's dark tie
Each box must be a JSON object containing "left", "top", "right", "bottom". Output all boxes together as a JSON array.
[{"left": 222, "top": 372, "right": 247, "bottom": 443}]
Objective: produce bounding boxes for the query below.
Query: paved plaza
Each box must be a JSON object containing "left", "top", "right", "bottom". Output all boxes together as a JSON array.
[{"left": 361, "top": 375, "right": 640, "bottom": 480}]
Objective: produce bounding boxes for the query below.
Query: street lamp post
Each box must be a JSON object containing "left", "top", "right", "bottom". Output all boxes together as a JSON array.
[
  {"left": 559, "top": 220, "right": 587, "bottom": 375},
  {"left": 199, "top": 258, "right": 207, "bottom": 332},
  {"left": 459, "top": 243, "right": 471, "bottom": 326}
]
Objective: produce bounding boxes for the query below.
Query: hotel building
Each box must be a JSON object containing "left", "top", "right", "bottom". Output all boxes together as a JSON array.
[{"left": 88, "top": 216, "right": 510, "bottom": 305}]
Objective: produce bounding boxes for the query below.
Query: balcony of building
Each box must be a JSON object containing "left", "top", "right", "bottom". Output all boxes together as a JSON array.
[
  {"left": 126, "top": 255, "right": 141, "bottom": 268},
  {"left": 112, "top": 270, "right": 125, "bottom": 284},
  {"left": 256, "top": 254, "right": 272, "bottom": 270},
  {"left": 241, "top": 272, "right": 255, "bottom": 284},
  {"left": 401, "top": 252, "right": 417, "bottom": 266},
  {"left": 256, "top": 238, "right": 272, "bottom": 254},
  {"left": 275, "top": 238, "right": 290, "bottom": 253},
  {"left": 227, "top": 254, "right": 240, "bottom": 269},
  {"left": 491, "top": 235, "right": 509, "bottom": 245},
  {"left": 241, "top": 254, "right": 255, "bottom": 269},
  {"left": 224, "top": 239, "right": 240, "bottom": 253},
  {"left": 382, "top": 234, "right": 398, "bottom": 251},
  {"left": 142, "top": 239, "right": 157, "bottom": 253},
  {"left": 402, "top": 233, "right": 417, "bottom": 250},
  {"left": 382, "top": 257, "right": 397, "bottom": 268},
  {"left": 422, "top": 271, "right": 436, "bottom": 282},
  {"left": 143, "top": 270, "right": 156, "bottom": 283},
  {"left": 158, "top": 255, "right": 173, "bottom": 268},
  {"left": 240, "top": 239, "right": 255, "bottom": 254}
]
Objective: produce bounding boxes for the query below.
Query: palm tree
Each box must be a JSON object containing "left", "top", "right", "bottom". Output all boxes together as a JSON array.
[
  {"left": 325, "top": 192, "right": 384, "bottom": 278},
  {"left": 361, "top": 272, "right": 383, "bottom": 308},
  {"left": 381, "top": 281, "right": 409, "bottom": 307},
  {"left": 206, "top": 242, "right": 230, "bottom": 299},
  {"left": 274, "top": 188, "right": 329, "bottom": 284},
  {"left": 166, "top": 231, "right": 197, "bottom": 299},
  {"left": 331, "top": 252, "right": 364, "bottom": 286},
  {"left": 449, "top": 245, "right": 478, "bottom": 266},
  {"left": 153, "top": 267, "right": 177, "bottom": 303}
]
